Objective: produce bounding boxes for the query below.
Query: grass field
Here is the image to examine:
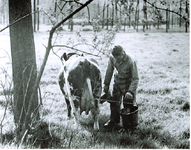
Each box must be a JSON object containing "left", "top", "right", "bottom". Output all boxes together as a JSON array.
[{"left": 0, "top": 27, "right": 190, "bottom": 148}]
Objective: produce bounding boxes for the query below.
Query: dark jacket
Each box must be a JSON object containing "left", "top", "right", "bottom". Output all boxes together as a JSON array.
[{"left": 104, "top": 53, "right": 139, "bottom": 97}]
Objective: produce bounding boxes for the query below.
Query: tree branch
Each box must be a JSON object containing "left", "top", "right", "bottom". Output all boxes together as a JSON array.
[
  {"left": 144, "top": 0, "right": 189, "bottom": 24},
  {"left": 51, "top": 44, "right": 100, "bottom": 57},
  {"left": 0, "top": 11, "right": 37, "bottom": 33}
]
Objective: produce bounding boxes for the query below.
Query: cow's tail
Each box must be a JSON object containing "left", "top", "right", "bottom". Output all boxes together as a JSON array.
[
  {"left": 86, "top": 78, "right": 99, "bottom": 130},
  {"left": 64, "top": 72, "right": 79, "bottom": 124},
  {"left": 86, "top": 78, "right": 94, "bottom": 100}
]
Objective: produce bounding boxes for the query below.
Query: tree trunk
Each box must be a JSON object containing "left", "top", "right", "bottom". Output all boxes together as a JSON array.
[
  {"left": 112, "top": 1, "right": 114, "bottom": 28},
  {"left": 143, "top": 1, "right": 148, "bottom": 29},
  {"left": 171, "top": 11, "right": 173, "bottom": 28},
  {"left": 9, "top": 0, "right": 39, "bottom": 143},
  {"left": 137, "top": 9, "right": 139, "bottom": 32},
  {"left": 98, "top": 0, "right": 100, "bottom": 15},
  {"left": 179, "top": 0, "right": 182, "bottom": 27},
  {"left": 70, "top": 3, "right": 73, "bottom": 32},
  {"left": 129, "top": 7, "right": 131, "bottom": 28},
  {"left": 102, "top": 2, "right": 105, "bottom": 29},
  {"left": 33, "top": 0, "right": 36, "bottom": 32},
  {"left": 37, "top": 0, "right": 39, "bottom": 31},
  {"left": 166, "top": 9, "right": 168, "bottom": 32},
  {"left": 124, "top": 5, "right": 127, "bottom": 31},
  {"left": 120, "top": 4, "right": 121, "bottom": 23},
  {"left": 185, "top": 0, "right": 188, "bottom": 32},
  {"left": 106, "top": 3, "right": 109, "bottom": 30},
  {"left": 135, "top": 0, "right": 139, "bottom": 32},
  {"left": 115, "top": 0, "right": 118, "bottom": 24}
]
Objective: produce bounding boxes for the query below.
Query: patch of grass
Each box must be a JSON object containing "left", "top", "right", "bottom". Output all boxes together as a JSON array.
[
  {"left": 138, "top": 87, "right": 173, "bottom": 95},
  {"left": 1, "top": 131, "right": 15, "bottom": 145},
  {"left": 40, "top": 80, "right": 57, "bottom": 86}
]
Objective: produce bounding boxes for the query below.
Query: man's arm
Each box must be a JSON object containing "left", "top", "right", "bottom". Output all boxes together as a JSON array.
[
  {"left": 128, "top": 60, "right": 139, "bottom": 94},
  {"left": 103, "top": 57, "right": 114, "bottom": 92}
]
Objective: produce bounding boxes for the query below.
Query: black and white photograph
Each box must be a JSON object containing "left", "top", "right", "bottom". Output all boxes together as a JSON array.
[{"left": 0, "top": 0, "right": 189, "bottom": 148}]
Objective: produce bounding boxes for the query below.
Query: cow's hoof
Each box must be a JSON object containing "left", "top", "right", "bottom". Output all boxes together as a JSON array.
[
  {"left": 93, "top": 129, "right": 99, "bottom": 133},
  {"left": 94, "top": 124, "right": 99, "bottom": 131},
  {"left": 104, "top": 120, "right": 115, "bottom": 129},
  {"left": 67, "top": 116, "right": 73, "bottom": 120}
]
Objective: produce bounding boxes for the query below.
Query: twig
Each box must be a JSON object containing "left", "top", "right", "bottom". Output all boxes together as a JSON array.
[
  {"left": 18, "top": 129, "right": 28, "bottom": 148},
  {"left": 48, "top": 119, "right": 53, "bottom": 138},
  {"left": 0, "top": 92, "right": 8, "bottom": 144},
  {"left": 68, "top": 131, "right": 74, "bottom": 148},
  {"left": 51, "top": 48, "right": 63, "bottom": 63},
  {"left": 38, "top": 87, "right": 43, "bottom": 105},
  {"left": 52, "top": 44, "right": 101, "bottom": 57},
  {"left": 0, "top": 48, "right": 12, "bottom": 63},
  {"left": 0, "top": 11, "right": 38, "bottom": 33},
  {"left": 0, "top": 68, "right": 13, "bottom": 144},
  {"left": 57, "top": 2, "right": 68, "bottom": 16},
  {"left": 19, "top": 64, "right": 34, "bottom": 124},
  {"left": 72, "top": 43, "right": 99, "bottom": 51}
]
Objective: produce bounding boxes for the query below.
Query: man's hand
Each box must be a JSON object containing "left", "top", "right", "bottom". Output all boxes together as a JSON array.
[
  {"left": 103, "top": 85, "right": 109, "bottom": 93},
  {"left": 125, "top": 92, "right": 133, "bottom": 99}
]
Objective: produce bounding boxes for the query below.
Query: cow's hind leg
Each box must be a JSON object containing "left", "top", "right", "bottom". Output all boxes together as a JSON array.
[
  {"left": 86, "top": 78, "right": 100, "bottom": 130},
  {"left": 65, "top": 97, "right": 71, "bottom": 118},
  {"left": 58, "top": 75, "right": 72, "bottom": 118},
  {"left": 91, "top": 106, "right": 100, "bottom": 130}
]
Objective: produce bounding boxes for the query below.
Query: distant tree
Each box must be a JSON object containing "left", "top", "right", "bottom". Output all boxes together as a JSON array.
[
  {"left": 179, "top": 0, "right": 182, "bottom": 27},
  {"left": 106, "top": 2, "right": 109, "bottom": 30},
  {"left": 144, "top": 0, "right": 189, "bottom": 32},
  {"left": 143, "top": 0, "right": 148, "bottom": 30},
  {"left": 37, "top": 0, "right": 39, "bottom": 31},
  {"left": 135, "top": 0, "right": 140, "bottom": 32},
  {"left": 102, "top": 1, "right": 106, "bottom": 28},
  {"left": 112, "top": 0, "right": 114, "bottom": 27},
  {"left": 68, "top": 1, "right": 74, "bottom": 31},
  {"left": 185, "top": 0, "right": 188, "bottom": 32},
  {"left": 33, "top": 0, "right": 36, "bottom": 32}
]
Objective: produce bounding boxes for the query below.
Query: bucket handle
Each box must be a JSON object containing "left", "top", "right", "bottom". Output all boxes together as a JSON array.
[{"left": 122, "top": 96, "right": 138, "bottom": 106}]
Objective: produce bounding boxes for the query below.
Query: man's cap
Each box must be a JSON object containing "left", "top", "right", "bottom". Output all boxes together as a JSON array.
[{"left": 112, "top": 45, "right": 124, "bottom": 56}]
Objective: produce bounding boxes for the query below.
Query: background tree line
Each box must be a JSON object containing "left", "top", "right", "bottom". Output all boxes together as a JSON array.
[{"left": 0, "top": 0, "right": 190, "bottom": 32}]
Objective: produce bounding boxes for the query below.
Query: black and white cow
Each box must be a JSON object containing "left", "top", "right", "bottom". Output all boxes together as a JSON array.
[{"left": 58, "top": 53, "right": 102, "bottom": 130}]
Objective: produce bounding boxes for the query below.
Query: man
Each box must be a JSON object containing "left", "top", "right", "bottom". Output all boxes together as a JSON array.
[{"left": 103, "top": 45, "right": 139, "bottom": 129}]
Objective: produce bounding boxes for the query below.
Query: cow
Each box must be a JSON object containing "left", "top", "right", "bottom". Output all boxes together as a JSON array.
[{"left": 58, "top": 53, "right": 102, "bottom": 130}]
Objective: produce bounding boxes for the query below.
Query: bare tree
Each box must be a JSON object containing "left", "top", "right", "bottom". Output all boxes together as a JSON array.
[
  {"left": 9, "top": 0, "right": 39, "bottom": 143},
  {"left": 102, "top": 1, "right": 106, "bottom": 28},
  {"left": 135, "top": 0, "right": 139, "bottom": 32}
]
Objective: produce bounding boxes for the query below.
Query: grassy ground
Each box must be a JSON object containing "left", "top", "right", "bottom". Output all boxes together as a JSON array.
[{"left": 0, "top": 27, "right": 190, "bottom": 148}]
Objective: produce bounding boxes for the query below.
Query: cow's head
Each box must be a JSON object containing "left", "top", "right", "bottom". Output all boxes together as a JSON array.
[
  {"left": 61, "top": 52, "right": 84, "bottom": 61},
  {"left": 61, "top": 52, "right": 77, "bottom": 61}
]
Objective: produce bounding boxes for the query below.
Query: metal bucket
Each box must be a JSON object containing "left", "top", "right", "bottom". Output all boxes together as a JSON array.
[{"left": 120, "top": 104, "right": 138, "bottom": 129}]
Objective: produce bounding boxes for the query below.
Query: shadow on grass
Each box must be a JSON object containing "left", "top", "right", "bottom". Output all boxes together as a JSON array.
[
  {"left": 78, "top": 114, "right": 190, "bottom": 149},
  {"left": 1, "top": 114, "right": 189, "bottom": 149}
]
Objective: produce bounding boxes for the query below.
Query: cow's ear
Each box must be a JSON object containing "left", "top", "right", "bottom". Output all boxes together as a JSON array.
[{"left": 63, "top": 53, "right": 68, "bottom": 61}]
